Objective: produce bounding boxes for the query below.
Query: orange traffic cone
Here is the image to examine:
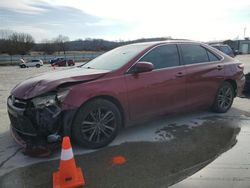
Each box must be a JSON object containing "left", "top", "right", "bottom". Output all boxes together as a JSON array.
[{"left": 53, "top": 136, "right": 85, "bottom": 188}]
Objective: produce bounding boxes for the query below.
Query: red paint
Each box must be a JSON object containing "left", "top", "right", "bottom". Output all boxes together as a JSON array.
[{"left": 11, "top": 41, "right": 245, "bottom": 128}]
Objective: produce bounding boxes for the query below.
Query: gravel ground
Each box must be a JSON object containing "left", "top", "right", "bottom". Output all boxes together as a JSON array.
[{"left": 236, "top": 54, "right": 250, "bottom": 73}]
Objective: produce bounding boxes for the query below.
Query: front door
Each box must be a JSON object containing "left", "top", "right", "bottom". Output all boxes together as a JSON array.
[{"left": 125, "top": 44, "right": 187, "bottom": 121}]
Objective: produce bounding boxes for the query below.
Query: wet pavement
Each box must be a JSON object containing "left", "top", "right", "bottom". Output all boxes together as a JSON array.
[
  {"left": 171, "top": 119, "right": 250, "bottom": 188},
  {"left": 0, "top": 117, "right": 242, "bottom": 188}
]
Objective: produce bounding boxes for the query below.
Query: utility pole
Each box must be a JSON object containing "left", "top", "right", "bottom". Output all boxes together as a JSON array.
[{"left": 244, "top": 27, "right": 246, "bottom": 39}]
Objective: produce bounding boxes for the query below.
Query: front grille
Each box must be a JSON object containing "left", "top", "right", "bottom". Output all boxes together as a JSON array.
[{"left": 8, "top": 95, "right": 62, "bottom": 141}]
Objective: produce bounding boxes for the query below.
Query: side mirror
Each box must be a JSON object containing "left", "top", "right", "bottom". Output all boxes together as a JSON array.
[{"left": 133, "top": 61, "right": 154, "bottom": 73}]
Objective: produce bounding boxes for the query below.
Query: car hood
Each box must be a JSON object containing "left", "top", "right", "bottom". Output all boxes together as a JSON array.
[{"left": 11, "top": 67, "right": 110, "bottom": 99}]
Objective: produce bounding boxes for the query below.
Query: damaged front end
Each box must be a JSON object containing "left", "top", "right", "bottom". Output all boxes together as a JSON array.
[{"left": 7, "top": 89, "right": 75, "bottom": 157}]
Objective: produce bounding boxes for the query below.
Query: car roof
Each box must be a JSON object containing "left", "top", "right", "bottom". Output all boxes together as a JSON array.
[{"left": 124, "top": 40, "right": 205, "bottom": 48}]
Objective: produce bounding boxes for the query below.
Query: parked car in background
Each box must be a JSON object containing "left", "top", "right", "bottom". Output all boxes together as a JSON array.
[
  {"left": 244, "top": 64, "right": 250, "bottom": 92},
  {"left": 245, "top": 73, "right": 250, "bottom": 91},
  {"left": 8, "top": 41, "right": 245, "bottom": 150},
  {"left": 20, "top": 59, "right": 43, "bottom": 68},
  {"left": 49, "top": 57, "right": 75, "bottom": 66},
  {"left": 211, "top": 44, "right": 235, "bottom": 58}
]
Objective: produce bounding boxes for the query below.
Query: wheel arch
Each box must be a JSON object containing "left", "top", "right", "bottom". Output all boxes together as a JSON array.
[
  {"left": 68, "top": 95, "right": 125, "bottom": 148},
  {"left": 224, "top": 79, "right": 237, "bottom": 97},
  {"left": 75, "top": 95, "right": 125, "bottom": 128}
]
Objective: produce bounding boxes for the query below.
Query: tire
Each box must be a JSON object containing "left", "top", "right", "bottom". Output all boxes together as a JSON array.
[
  {"left": 36, "top": 64, "right": 40, "bottom": 68},
  {"left": 72, "top": 99, "right": 122, "bottom": 148},
  {"left": 212, "top": 82, "right": 234, "bottom": 113},
  {"left": 20, "top": 64, "right": 26, "bottom": 68}
]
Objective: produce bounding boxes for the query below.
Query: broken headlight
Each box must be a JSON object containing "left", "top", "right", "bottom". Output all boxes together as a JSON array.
[{"left": 32, "top": 89, "right": 70, "bottom": 107}]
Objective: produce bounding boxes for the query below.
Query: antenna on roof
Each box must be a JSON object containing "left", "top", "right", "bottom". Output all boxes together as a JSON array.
[{"left": 244, "top": 27, "right": 246, "bottom": 39}]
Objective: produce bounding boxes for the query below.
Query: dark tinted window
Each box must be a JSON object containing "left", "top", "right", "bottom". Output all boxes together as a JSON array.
[
  {"left": 180, "top": 44, "right": 209, "bottom": 65},
  {"left": 207, "top": 50, "right": 220, "bottom": 61},
  {"left": 31, "top": 60, "right": 39, "bottom": 62},
  {"left": 220, "top": 46, "right": 232, "bottom": 55},
  {"left": 140, "top": 44, "right": 179, "bottom": 69}
]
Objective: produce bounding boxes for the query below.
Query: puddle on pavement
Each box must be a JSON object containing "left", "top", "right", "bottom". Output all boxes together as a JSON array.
[{"left": 0, "top": 118, "right": 241, "bottom": 188}]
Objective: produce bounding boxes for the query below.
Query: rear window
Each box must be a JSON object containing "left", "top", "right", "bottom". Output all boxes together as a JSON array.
[{"left": 206, "top": 50, "right": 221, "bottom": 61}]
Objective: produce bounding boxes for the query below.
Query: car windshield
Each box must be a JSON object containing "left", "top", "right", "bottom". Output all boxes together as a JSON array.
[{"left": 82, "top": 43, "right": 152, "bottom": 70}]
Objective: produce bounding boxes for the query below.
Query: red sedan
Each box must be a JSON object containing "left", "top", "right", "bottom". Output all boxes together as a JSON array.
[
  {"left": 8, "top": 41, "right": 245, "bottom": 149},
  {"left": 51, "top": 58, "right": 75, "bottom": 66}
]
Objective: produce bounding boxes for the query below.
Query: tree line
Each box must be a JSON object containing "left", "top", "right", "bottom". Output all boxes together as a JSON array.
[
  {"left": 0, "top": 29, "right": 172, "bottom": 56},
  {"left": 0, "top": 30, "right": 35, "bottom": 56}
]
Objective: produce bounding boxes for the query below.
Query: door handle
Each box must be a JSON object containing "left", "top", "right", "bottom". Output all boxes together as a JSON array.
[
  {"left": 176, "top": 72, "right": 184, "bottom": 77},
  {"left": 217, "top": 65, "right": 223, "bottom": 70}
]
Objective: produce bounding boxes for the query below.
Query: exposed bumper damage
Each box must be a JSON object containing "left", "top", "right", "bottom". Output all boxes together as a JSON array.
[{"left": 7, "top": 96, "right": 77, "bottom": 157}]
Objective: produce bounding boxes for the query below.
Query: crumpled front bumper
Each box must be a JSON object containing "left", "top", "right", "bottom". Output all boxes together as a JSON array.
[{"left": 7, "top": 96, "right": 77, "bottom": 151}]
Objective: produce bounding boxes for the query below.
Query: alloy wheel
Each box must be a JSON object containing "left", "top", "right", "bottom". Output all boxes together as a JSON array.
[
  {"left": 80, "top": 108, "right": 116, "bottom": 143},
  {"left": 217, "top": 85, "right": 233, "bottom": 110}
]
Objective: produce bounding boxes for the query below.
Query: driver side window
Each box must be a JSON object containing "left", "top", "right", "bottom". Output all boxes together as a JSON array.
[{"left": 140, "top": 44, "right": 180, "bottom": 69}]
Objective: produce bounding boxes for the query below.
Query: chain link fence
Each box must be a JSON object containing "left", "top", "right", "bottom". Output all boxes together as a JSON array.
[{"left": 0, "top": 52, "right": 103, "bottom": 65}]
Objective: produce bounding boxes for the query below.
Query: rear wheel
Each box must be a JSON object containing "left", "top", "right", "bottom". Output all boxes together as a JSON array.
[
  {"left": 72, "top": 99, "right": 121, "bottom": 148},
  {"left": 212, "top": 82, "right": 234, "bottom": 113}
]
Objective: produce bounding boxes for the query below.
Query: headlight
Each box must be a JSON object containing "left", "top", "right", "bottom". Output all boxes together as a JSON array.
[
  {"left": 57, "top": 89, "right": 70, "bottom": 102},
  {"left": 32, "top": 89, "right": 70, "bottom": 107},
  {"left": 32, "top": 93, "right": 57, "bottom": 107}
]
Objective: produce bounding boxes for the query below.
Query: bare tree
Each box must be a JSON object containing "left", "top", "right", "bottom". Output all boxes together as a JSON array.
[
  {"left": 54, "top": 35, "right": 69, "bottom": 55},
  {"left": 5, "top": 32, "right": 35, "bottom": 55},
  {"left": 0, "top": 30, "right": 13, "bottom": 53},
  {"left": 40, "top": 39, "right": 56, "bottom": 55}
]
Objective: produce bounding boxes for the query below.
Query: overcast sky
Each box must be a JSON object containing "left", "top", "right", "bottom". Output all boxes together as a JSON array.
[{"left": 0, "top": 0, "right": 250, "bottom": 42}]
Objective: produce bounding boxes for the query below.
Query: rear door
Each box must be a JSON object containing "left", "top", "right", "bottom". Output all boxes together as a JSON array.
[
  {"left": 125, "top": 44, "right": 187, "bottom": 121},
  {"left": 179, "top": 43, "right": 225, "bottom": 109}
]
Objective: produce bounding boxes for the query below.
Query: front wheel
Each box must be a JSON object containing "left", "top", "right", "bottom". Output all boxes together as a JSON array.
[
  {"left": 36, "top": 64, "right": 40, "bottom": 68},
  {"left": 212, "top": 82, "right": 234, "bottom": 113},
  {"left": 72, "top": 99, "right": 122, "bottom": 149}
]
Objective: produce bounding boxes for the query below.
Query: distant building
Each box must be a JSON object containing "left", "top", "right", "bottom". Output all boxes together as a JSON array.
[
  {"left": 223, "top": 38, "right": 250, "bottom": 54},
  {"left": 208, "top": 38, "right": 250, "bottom": 54}
]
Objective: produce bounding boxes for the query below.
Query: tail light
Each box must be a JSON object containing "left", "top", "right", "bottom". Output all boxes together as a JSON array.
[{"left": 238, "top": 63, "right": 244, "bottom": 70}]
